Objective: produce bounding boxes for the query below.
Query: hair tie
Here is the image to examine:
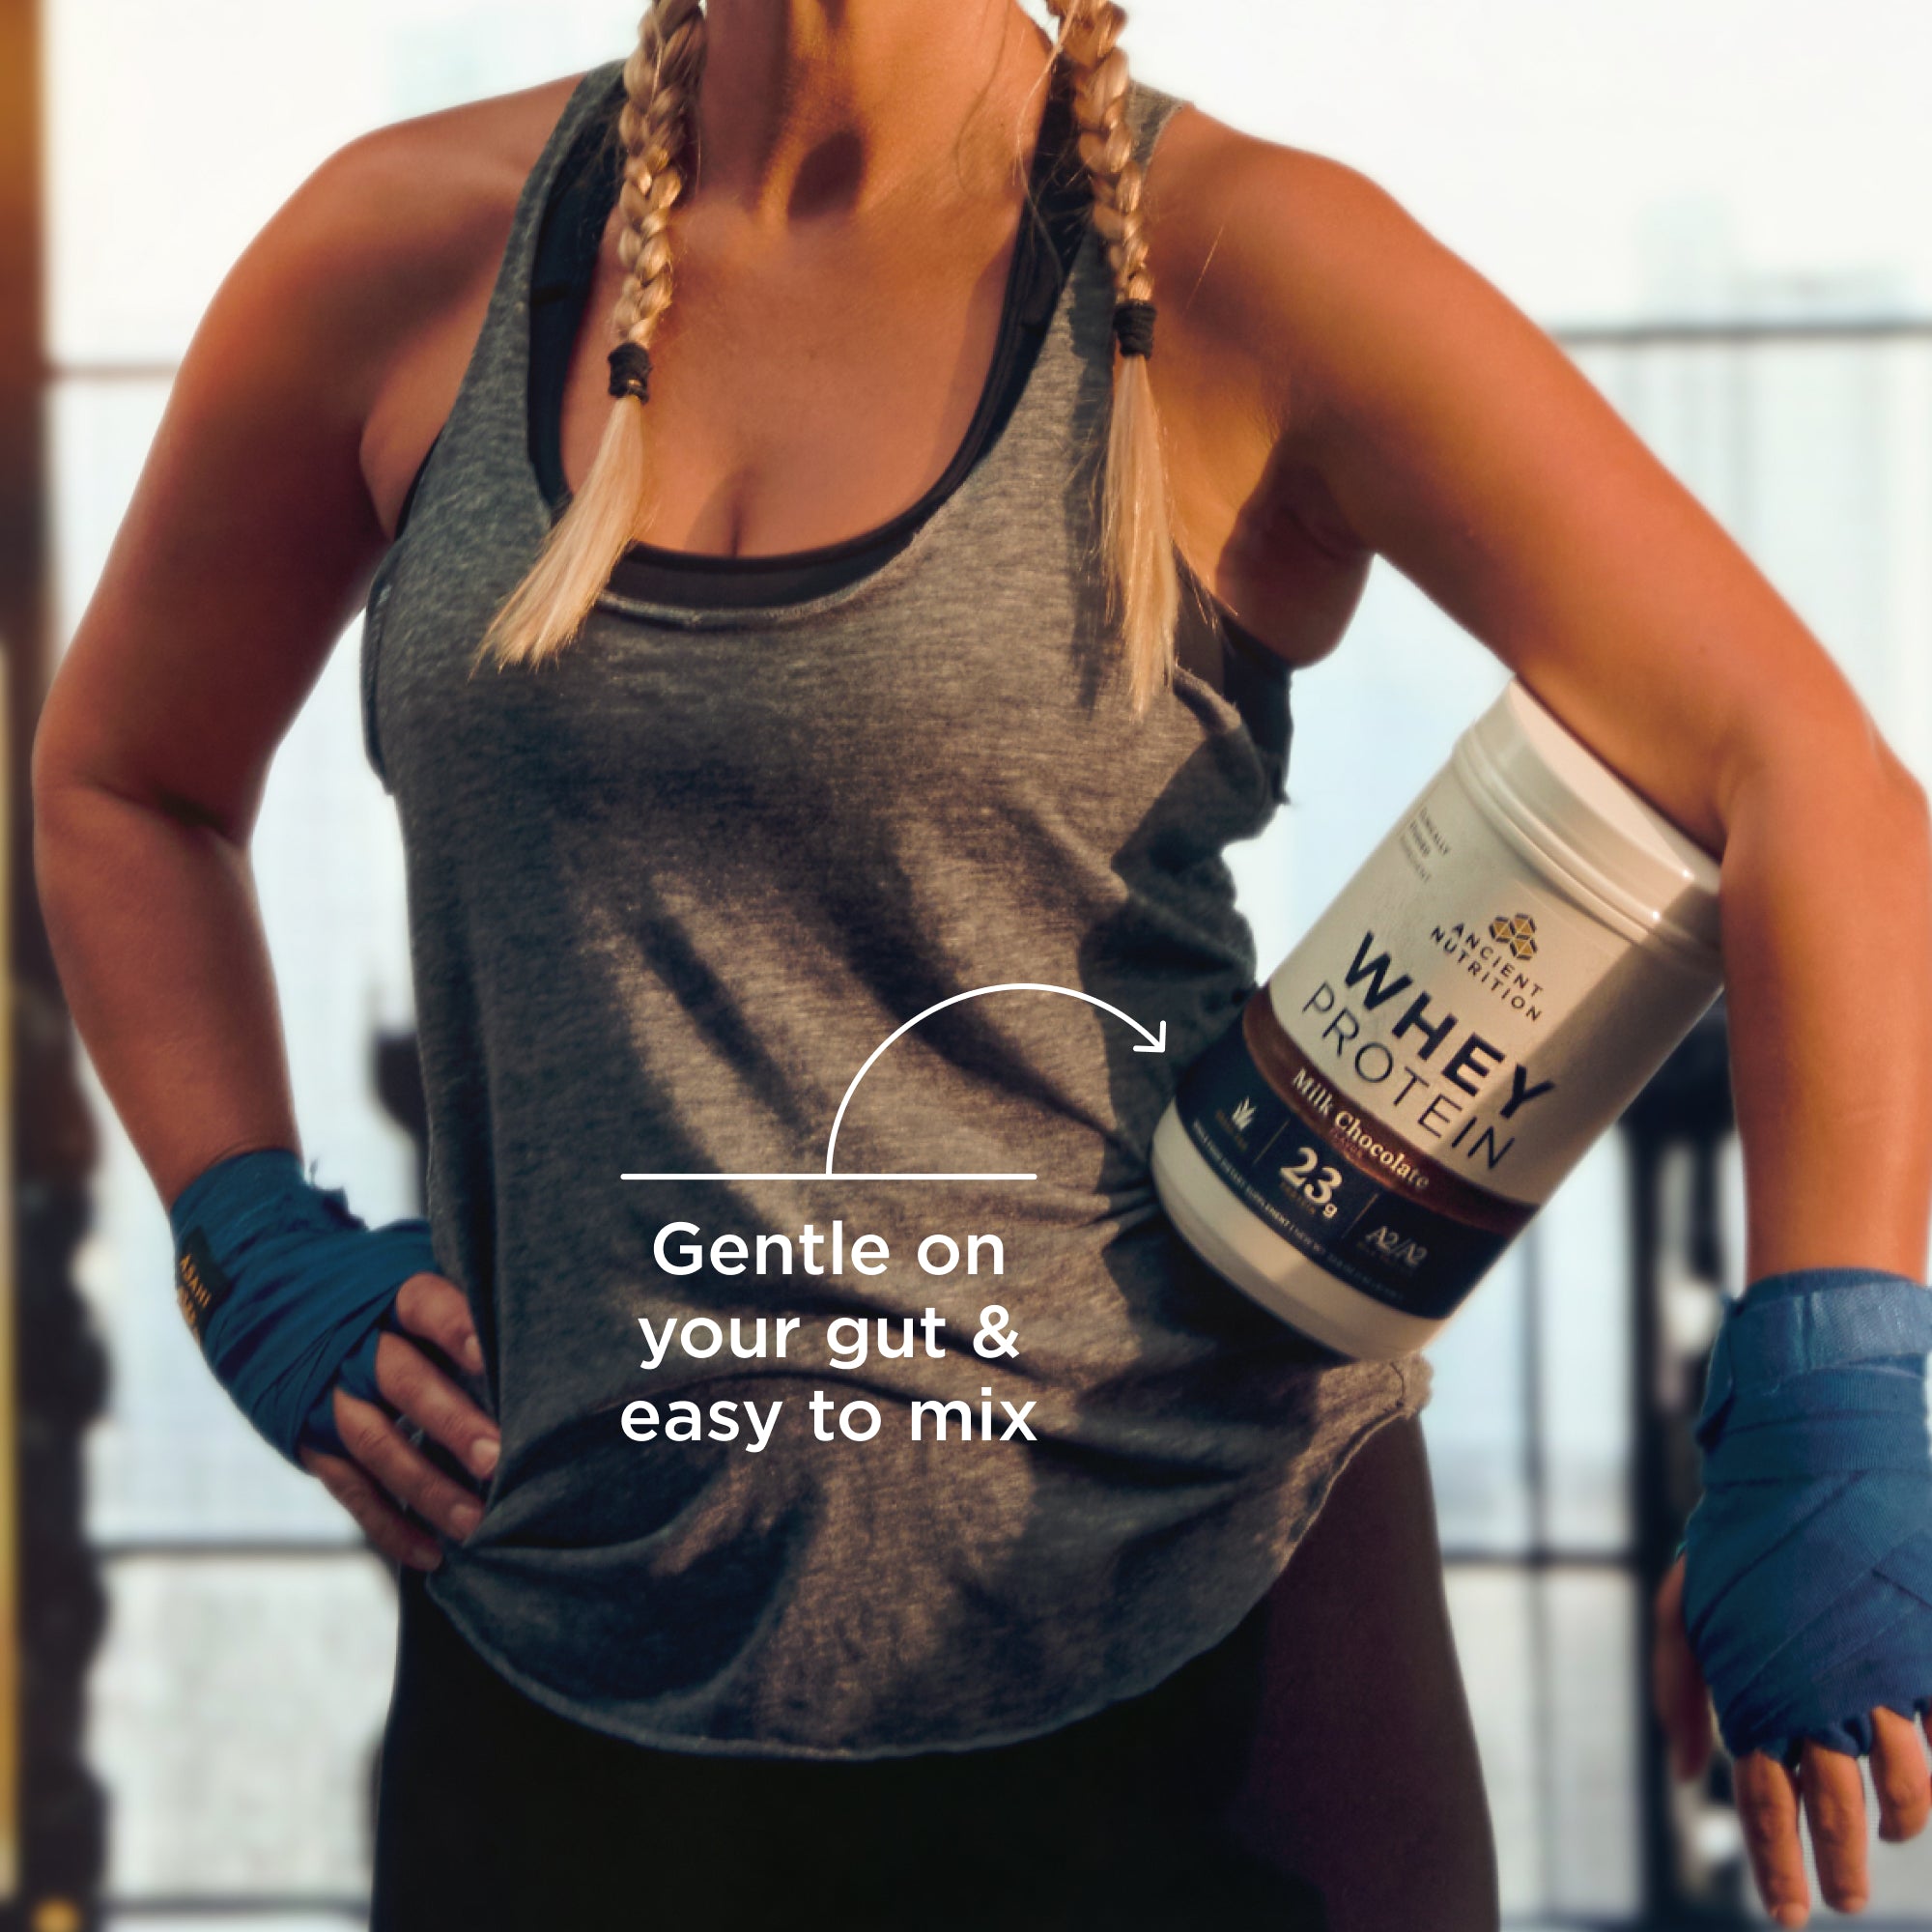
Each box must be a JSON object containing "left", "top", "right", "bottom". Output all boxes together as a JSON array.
[
  {"left": 608, "top": 342, "right": 654, "bottom": 404},
  {"left": 1112, "top": 298, "right": 1156, "bottom": 360}
]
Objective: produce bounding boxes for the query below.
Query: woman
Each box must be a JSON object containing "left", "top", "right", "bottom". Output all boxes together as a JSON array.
[{"left": 29, "top": 1, "right": 1932, "bottom": 1926}]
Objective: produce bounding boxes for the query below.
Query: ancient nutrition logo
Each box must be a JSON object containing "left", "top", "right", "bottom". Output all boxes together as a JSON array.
[{"left": 1489, "top": 912, "right": 1538, "bottom": 962}]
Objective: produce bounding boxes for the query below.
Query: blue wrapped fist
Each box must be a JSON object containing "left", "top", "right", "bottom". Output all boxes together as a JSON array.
[
  {"left": 169, "top": 1146, "right": 440, "bottom": 1465},
  {"left": 1684, "top": 1265, "right": 1932, "bottom": 1767}
]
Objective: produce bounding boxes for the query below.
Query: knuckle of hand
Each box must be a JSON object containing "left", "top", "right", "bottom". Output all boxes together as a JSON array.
[
  {"left": 379, "top": 1353, "right": 425, "bottom": 1409},
  {"left": 379, "top": 1321, "right": 423, "bottom": 1367},
  {"left": 1740, "top": 1804, "right": 1788, "bottom": 1859},
  {"left": 412, "top": 1470, "right": 460, "bottom": 1518},
  {"left": 440, "top": 1387, "right": 487, "bottom": 1437},
  {"left": 412, "top": 1275, "right": 459, "bottom": 1328},
  {"left": 1879, "top": 1772, "right": 1925, "bottom": 1816},
  {"left": 396, "top": 1270, "right": 441, "bottom": 1319},
  {"left": 1809, "top": 1804, "right": 1860, "bottom": 1852}
]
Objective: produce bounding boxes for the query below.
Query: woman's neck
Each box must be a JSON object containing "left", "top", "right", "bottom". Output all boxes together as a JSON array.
[{"left": 694, "top": 0, "right": 1056, "bottom": 227}]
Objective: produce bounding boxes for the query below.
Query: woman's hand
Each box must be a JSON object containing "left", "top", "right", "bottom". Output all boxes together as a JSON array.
[
  {"left": 298, "top": 1269, "right": 500, "bottom": 1572},
  {"left": 1653, "top": 1551, "right": 1932, "bottom": 1922}
]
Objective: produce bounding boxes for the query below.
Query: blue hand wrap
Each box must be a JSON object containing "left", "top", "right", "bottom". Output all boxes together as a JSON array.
[
  {"left": 1683, "top": 1264, "right": 1932, "bottom": 1767},
  {"left": 169, "top": 1147, "right": 440, "bottom": 1466}
]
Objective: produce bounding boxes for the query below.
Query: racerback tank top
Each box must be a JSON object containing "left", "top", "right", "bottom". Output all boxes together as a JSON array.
[
  {"left": 359, "top": 57, "right": 1433, "bottom": 1760},
  {"left": 396, "top": 52, "right": 1298, "bottom": 750}
]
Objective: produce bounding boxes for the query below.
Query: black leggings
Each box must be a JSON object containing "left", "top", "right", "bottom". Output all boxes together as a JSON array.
[{"left": 369, "top": 1567, "right": 1329, "bottom": 1931}]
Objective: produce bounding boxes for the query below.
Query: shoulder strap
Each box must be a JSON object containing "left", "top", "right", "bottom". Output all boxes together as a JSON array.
[
  {"left": 393, "top": 60, "right": 627, "bottom": 544},
  {"left": 361, "top": 61, "right": 629, "bottom": 787},
  {"left": 1111, "top": 76, "right": 1293, "bottom": 791},
  {"left": 1124, "top": 74, "right": 1191, "bottom": 175},
  {"left": 527, "top": 93, "right": 629, "bottom": 512}
]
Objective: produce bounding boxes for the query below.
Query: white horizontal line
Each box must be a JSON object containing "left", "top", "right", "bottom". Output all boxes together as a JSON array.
[{"left": 619, "top": 1172, "right": 1038, "bottom": 1182}]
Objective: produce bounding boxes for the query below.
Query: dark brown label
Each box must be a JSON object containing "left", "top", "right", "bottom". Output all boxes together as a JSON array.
[
  {"left": 1170, "top": 994, "right": 1540, "bottom": 1322},
  {"left": 1241, "top": 992, "right": 1535, "bottom": 1237}
]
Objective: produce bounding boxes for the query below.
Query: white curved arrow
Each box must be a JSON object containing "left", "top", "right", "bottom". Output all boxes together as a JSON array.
[{"left": 821, "top": 982, "right": 1166, "bottom": 1177}]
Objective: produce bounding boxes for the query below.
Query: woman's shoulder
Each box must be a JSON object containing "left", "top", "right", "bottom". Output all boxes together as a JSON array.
[
  {"left": 207, "top": 71, "right": 600, "bottom": 534},
  {"left": 1144, "top": 102, "right": 1435, "bottom": 439},
  {"left": 1142, "top": 98, "right": 1551, "bottom": 569},
  {"left": 246, "top": 72, "right": 587, "bottom": 347},
  {"left": 1136, "top": 99, "right": 1525, "bottom": 648}
]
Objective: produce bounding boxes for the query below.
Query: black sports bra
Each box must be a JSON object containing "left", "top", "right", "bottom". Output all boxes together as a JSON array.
[{"left": 391, "top": 65, "right": 1293, "bottom": 781}]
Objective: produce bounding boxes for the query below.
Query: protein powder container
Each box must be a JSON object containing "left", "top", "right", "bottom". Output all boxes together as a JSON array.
[{"left": 1151, "top": 678, "right": 1724, "bottom": 1360}]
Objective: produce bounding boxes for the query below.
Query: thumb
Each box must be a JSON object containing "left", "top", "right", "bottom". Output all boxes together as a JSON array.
[{"left": 1652, "top": 1552, "right": 1716, "bottom": 1781}]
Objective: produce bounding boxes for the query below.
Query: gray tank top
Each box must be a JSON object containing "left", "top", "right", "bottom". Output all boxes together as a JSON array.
[{"left": 359, "top": 58, "right": 1433, "bottom": 1760}]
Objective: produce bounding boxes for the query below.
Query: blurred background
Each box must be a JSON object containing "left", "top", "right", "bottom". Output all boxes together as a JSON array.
[{"left": 4, "top": 0, "right": 1931, "bottom": 1926}]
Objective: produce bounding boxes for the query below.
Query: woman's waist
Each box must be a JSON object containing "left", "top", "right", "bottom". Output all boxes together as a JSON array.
[{"left": 456, "top": 1328, "right": 1394, "bottom": 1579}]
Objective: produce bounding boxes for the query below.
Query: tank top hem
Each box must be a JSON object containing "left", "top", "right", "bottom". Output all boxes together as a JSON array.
[{"left": 425, "top": 1378, "right": 1429, "bottom": 1762}]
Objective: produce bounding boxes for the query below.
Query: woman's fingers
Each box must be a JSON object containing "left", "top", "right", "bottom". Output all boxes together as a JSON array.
[
  {"left": 1798, "top": 1740, "right": 1869, "bottom": 1916},
  {"left": 375, "top": 1330, "right": 499, "bottom": 1484},
  {"left": 288, "top": 1275, "right": 497, "bottom": 1556},
  {"left": 392, "top": 1269, "right": 487, "bottom": 1378},
  {"left": 1870, "top": 1707, "right": 1931, "bottom": 1843},
  {"left": 1660, "top": 1542, "right": 1919, "bottom": 1918},
  {"left": 1734, "top": 1748, "right": 1809, "bottom": 1926},
  {"left": 1650, "top": 1555, "right": 1715, "bottom": 1780},
  {"left": 329, "top": 1387, "right": 486, "bottom": 1544},
  {"left": 298, "top": 1441, "right": 443, "bottom": 1572},
  {"left": 1731, "top": 1715, "right": 1929, "bottom": 1923}
]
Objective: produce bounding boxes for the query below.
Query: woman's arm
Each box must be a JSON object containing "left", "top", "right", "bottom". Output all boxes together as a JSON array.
[
  {"left": 1168, "top": 137, "right": 1932, "bottom": 1287},
  {"left": 32, "top": 115, "right": 518, "bottom": 1567},
  {"left": 1280, "top": 162, "right": 1929, "bottom": 1286},
  {"left": 1164, "top": 133, "right": 1932, "bottom": 1923},
  {"left": 32, "top": 173, "right": 384, "bottom": 1204}
]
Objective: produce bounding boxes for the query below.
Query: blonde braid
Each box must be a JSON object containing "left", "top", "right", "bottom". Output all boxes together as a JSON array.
[
  {"left": 1045, "top": 0, "right": 1178, "bottom": 716},
  {"left": 474, "top": 0, "right": 708, "bottom": 671}
]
